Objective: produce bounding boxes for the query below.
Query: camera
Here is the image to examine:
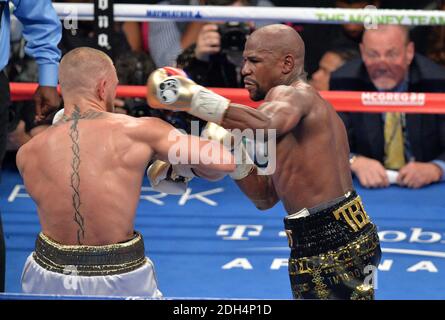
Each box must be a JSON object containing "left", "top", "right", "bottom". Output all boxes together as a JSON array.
[{"left": 218, "top": 22, "right": 251, "bottom": 52}]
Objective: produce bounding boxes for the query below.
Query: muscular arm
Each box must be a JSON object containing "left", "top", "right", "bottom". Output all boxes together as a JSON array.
[
  {"left": 221, "top": 85, "right": 311, "bottom": 137},
  {"left": 139, "top": 117, "right": 235, "bottom": 175},
  {"left": 122, "top": 22, "right": 143, "bottom": 52},
  {"left": 235, "top": 168, "right": 279, "bottom": 210},
  {"left": 218, "top": 86, "right": 312, "bottom": 208}
]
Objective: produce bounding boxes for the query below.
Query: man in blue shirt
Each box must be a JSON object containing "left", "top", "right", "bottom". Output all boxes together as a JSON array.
[{"left": 0, "top": 0, "right": 62, "bottom": 292}]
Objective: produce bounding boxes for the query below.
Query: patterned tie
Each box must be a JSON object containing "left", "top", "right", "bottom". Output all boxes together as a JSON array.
[{"left": 384, "top": 112, "right": 406, "bottom": 170}]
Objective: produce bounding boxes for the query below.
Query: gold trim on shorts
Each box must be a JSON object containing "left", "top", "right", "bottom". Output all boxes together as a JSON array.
[
  {"left": 288, "top": 224, "right": 380, "bottom": 275},
  {"left": 285, "top": 194, "right": 371, "bottom": 249},
  {"left": 33, "top": 231, "right": 147, "bottom": 276}
]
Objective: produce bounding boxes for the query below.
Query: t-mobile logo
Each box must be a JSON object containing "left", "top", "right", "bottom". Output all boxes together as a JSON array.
[{"left": 217, "top": 225, "right": 263, "bottom": 240}]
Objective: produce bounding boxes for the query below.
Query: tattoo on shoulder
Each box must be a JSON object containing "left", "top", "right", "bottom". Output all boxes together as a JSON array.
[{"left": 69, "top": 106, "right": 86, "bottom": 244}]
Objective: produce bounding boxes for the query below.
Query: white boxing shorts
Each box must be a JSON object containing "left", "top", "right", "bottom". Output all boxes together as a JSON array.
[{"left": 21, "top": 231, "right": 162, "bottom": 298}]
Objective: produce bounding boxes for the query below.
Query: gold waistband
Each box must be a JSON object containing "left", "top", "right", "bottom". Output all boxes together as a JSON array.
[
  {"left": 288, "top": 224, "right": 380, "bottom": 275},
  {"left": 33, "top": 232, "right": 147, "bottom": 276},
  {"left": 284, "top": 194, "right": 372, "bottom": 252}
]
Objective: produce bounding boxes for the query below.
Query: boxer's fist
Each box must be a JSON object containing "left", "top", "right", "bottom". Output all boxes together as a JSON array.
[
  {"left": 202, "top": 122, "right": 254, "bottom": 180},
  {"left": 202, "top": 122, "right": 235, "bottom": 150},
  {"left": 147, "top": 160, "right": 196, "bottom": 195},
  {"left": 52, "top": 108, "right": 65, "bottom": 124},
  {"left": 146, "top": 67, "right": 230, "bottom": 124}
]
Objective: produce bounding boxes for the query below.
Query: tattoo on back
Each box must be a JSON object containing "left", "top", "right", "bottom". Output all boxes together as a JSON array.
[{"left": 65, "top": 106, "right": 105, "bottom": 244}]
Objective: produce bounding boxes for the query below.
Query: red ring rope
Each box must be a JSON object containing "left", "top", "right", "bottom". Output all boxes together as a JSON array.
[{"left": 9, "top": 82, "right": 445, "bottom": 114}]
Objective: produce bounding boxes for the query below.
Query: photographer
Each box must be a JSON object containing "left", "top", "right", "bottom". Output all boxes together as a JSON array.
[{"left": 176, "top": 0, "right": 276, "bottom": 88}]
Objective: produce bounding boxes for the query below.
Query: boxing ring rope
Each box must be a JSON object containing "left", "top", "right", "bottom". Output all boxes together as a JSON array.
[
  {"left": 9, "top": 3, "right": 443, "bottom": 115},
  {"left": 5, "top": 3, "right": 440, "bottom": 112},
  {"left": 10, "top": 82, "right": 445, "bottom": 114},
  {"left": 39, "top": 2, "right": 445, "bottom": 115},
  {"left": 3, "top": 3, "right": 445, "bottom": 302},
  {"left": 53, "top": 3, "right": 445, "bottom": 25}
]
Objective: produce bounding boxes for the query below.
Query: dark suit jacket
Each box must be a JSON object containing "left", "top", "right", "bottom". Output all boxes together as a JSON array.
[{"left": 330, "top": 54, "right": 445, "bottom": 163}]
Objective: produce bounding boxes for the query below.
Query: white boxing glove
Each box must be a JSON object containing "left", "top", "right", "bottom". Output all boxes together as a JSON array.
[
  {"left": 202, "top": 122, "right": 255, "bottom": 180},
  {"left": 147, "top": 160, "right": 196, "bottom": 195},
  {"left": 52, "top": 108, "right": 65, "bottom": 124},
  {"left": 146, "top": 67, "right": 230, "bottom": 124}
]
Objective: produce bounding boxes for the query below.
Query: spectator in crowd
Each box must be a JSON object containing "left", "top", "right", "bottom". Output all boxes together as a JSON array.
[
  {"left": 176, "top": 0, "right": 277, "bottom": 88},
  {"left": 402, "top": 0, "right": 442, "bottom": 58},
  {"left": 330, "top": 25, "right": 445, "bottom": 189},
  {"left": 116, "top": 0, "right": 158, "bottom": 51},
  {"left": 310, "top": 48, "right": 359, "bottom": 91},
  {"left": 334, "top": 0, "right": 379, "bottom": 45},
  {"left": 59, "top": 0, "right": 135, "bottom": 58},
  {"left": 160, "top": 0, "right": 275, "bottom": 135},
  {"left": 149, "top": 0, "right": 275, "bottom": 69},
  {"left": 148, "top": 0, "right": 208, "bottom": 68},
  {"left": 288, "top": 0, "right": 379, "bottom": 76},
  {"left": 0, "top": 0, "right": 62, "bottom": 293}
]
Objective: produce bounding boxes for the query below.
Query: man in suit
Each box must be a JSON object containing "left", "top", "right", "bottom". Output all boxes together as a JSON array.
[{"left": 330, "top": 25, "right": 445, "bottom": 189}]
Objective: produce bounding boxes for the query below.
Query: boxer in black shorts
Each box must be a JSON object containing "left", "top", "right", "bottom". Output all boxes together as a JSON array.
[{"left": 147, "top": 24, "right": 382, "bottom": 299}]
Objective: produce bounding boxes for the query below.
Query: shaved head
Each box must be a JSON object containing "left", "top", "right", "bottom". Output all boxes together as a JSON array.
[
  {"left": 59, "top": 47, "right": 115, "bottom": 95},
  {"left": 360, "top": 25, "right": 414, "bottom": 90},
  {"left": 242, "top": 24, "right": 306, "bottom": 101},
  {"left": 363, "top": 24, "right": 410, "bottom": 46},
  {"left": 248, "top": 24, "right": 305, "bottom": 73},
  {"left": 59, "top": 47, "right": 118, "bottom": 112}
]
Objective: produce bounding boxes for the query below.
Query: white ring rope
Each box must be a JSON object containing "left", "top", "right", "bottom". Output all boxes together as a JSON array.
[{"left": 52, "top": 3, "right": 445, "bottom": 25}]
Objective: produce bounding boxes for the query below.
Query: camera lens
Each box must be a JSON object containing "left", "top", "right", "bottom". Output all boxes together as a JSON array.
[{"left": 219, "top": 22, "right": 250, "bottom": 52}]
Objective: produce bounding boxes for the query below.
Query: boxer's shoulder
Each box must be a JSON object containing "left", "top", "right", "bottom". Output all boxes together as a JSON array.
[
  {"left": 262, "top": 84, "right": 314, "bottom": 117},
  {"left": 124, "top": 115, "right": 169, "bottom": 130},
  {"left": 120, "top": 116, "right": 176, "bottom": 142},
  {"left": 267, "top": 83, "right": 314, "bottom": 102},
  {"left": 16, "top": 130, "right": 44, "bottom": 172}
]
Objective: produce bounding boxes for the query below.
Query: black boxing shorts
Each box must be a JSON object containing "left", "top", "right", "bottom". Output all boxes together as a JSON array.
[{"left": 284, "top": 191, "right": 381, "bottom": 300}]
